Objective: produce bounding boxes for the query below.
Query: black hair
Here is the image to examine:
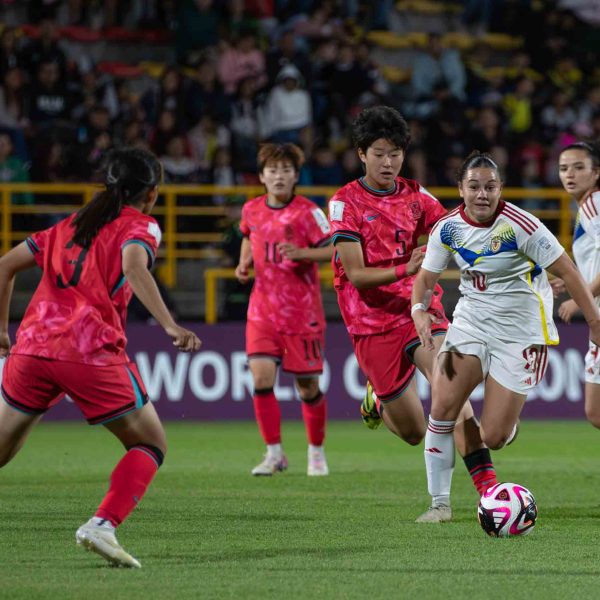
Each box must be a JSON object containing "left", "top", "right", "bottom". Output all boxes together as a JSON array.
[
  {"left": 560, "top": 141, "right": 600, "bottom": 168},
  {"left": 72, "top": 148, "right": 162, "bottom": 249},
  {"left": 457, "top": 150, "right": 500, "bottom": 183},
  {"left": 351, "top": 106, "right": 411, "bottom": 153}
]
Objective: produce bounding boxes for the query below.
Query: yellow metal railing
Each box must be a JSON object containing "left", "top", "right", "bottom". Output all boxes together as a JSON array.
[{"left": 0, "top": 183, "right": 572, "bottom": 298}]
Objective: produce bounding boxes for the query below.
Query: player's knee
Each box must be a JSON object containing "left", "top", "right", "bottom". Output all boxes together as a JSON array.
[
  {"left": 585, "top": 406, "right": 600, "bottom": 429},
  {"left": 253, "top": 373, "right": 275, "bottom": 389},
  {"left": 481, "top": 430, "right": 507, "bottom": 451},
  {"left": 402, "top": 429, "right": 425, "bottom": 446},
  {"left": 300, "top": 389, "right": 322, "bottom": 404}
]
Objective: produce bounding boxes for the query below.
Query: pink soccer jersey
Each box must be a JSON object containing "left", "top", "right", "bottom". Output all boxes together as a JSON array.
[
  {"left": 240, "top": 194, "right": 331, "bottom": 334},
  {"left": 329, "top": 177, "right": 447, "bottom": 335},
  {"left": 14, "top": 206, "right": 162, "bottom": 365}
]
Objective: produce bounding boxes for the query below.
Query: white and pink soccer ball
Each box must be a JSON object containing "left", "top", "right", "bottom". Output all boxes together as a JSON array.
[{"left": 477, "top": 482, "right": 538, "bottom": 538}]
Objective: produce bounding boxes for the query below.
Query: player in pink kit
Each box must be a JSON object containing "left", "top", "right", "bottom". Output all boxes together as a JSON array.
[
  {"left": 0, "top": 148, "right": 201, "bottom": 567},
  {"left": 329, "top": 106, "right": 497, "bottom": 522},
  {"left": 236, "top": 143, "right": 333, "bottom": 476}
]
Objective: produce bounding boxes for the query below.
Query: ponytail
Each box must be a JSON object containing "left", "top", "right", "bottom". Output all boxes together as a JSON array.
[{"left": 72, "top": 148, "right": 162, "bottom": 249}]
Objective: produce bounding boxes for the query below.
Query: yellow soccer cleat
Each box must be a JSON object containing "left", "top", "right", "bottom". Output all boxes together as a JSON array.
[{"left": 360, "top": 382, "right": 382, "bottom": 430}]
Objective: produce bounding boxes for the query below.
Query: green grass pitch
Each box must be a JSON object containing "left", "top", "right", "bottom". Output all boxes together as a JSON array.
[{"left": 1, "top": 420, "right": 600, "bottom": 599}]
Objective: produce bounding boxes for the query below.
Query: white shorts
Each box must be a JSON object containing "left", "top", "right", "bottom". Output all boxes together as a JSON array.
[
  {"left": 585, "top": 341, "right": 600, "bottom": 384},
  {"left": 440, "top": 325, "right": 549, "bottom": 395}
]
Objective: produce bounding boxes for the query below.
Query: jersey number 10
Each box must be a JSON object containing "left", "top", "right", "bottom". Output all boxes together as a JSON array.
[{"left": 469, "top": 270, "right": 487, "bottom": 291}]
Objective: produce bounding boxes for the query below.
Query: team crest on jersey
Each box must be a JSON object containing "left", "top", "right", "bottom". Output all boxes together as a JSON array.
[
  {"left": 409, "top": 201, "right": 422, "bottom": 220},
  {"left": 490, "top": 236, "right": 501, "bottom": 253}
]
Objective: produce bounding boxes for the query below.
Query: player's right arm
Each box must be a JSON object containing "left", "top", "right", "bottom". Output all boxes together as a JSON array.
[
  {"left": 0, "top": 242, "right": 37, "bottom": 356},
  {"left": 122, "top": 244, "right": 201, "bottom": 352},
  {"left": 335, "top": 241, "right": 424, "bottom": 289},
  {"left": 235, "top": 236, "right": 253, "bottom": 284}
]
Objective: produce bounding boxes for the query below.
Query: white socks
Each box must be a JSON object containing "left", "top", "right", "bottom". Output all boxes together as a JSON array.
[
  {"left": 424, "top": 417, "right": 456, "bottom": 507},
  {"left": 267, "top": 443, "right": 283, "bottom": 458}
]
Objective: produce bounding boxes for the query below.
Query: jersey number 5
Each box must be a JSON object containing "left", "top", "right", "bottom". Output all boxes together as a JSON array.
[{"left": 57, "top": 240, "right": 89, "bottom": 289}]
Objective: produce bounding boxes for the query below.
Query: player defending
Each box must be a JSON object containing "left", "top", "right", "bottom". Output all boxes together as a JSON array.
[
  {"left": 0, "top": 148, "right": 201, "bottom": 568},
  {"left": 236, "top": 143, "right": 333, "bottom": 476},
  {"left": 553, "top": 142, "right": 600, "bottom": 427},
  {"left": 412, "top": 151, "right": 600, "bottom": 507},
  {"left": 329, "top": 106, "right": 497, "bottom": 522}
]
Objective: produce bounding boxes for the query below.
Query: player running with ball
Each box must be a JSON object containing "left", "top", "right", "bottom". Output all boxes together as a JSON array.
[
  {"left": 412, "top": 151, "right": 600, "bottom": 510},
  {"left": 329, "top": 106, "right": 498, "bottom": 522}
]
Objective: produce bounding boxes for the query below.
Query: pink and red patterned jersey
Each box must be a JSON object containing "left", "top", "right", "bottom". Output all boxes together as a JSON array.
[
  {"left": 329, "top": 177, "right": 447, "bottom": 335},
  {"left": 240, "top": 194, "right": 330, "bottom": 334},
  {"left": 13, "top": 206, "right": 162, "bottom": 365}
]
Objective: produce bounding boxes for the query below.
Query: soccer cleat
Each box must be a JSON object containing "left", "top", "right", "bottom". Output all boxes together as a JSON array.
[
  {"left": 251, "top": 453, "right": 288, "bottom": 476},
  {"left": 360, "top": 382, "right": 382, "bottom": 430},
  {"left": 76, "top": 519, "right": 141, "bottom": 568},
  {"left": 415, "top": 505, "right": 453, "bottom": 523},
  {"left": 307, "top": 447, "right": 329, "bottom": 476}
]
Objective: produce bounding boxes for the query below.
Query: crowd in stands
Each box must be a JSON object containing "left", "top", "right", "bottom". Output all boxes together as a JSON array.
[{"left": 0, "top": 0, "right": 599, "bottom": 200}]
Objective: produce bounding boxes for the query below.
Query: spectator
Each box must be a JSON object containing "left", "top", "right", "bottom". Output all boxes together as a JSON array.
[
  {"left": 23, "top": 18, "right": 67, "bottom": 81},
  {"left": 229, "top": 76, "right": 262, "bottom": 175},
  {"left": 468, "top": 107, "right": 507, "bottom": 153},
  {"left": 266, "top": 29, "right": 311, "bottom": 89},
  {"left": 175, "top": 0, "right": 221, "bottom": 65},
  {"left": 0, "top": 27, "right": 25, "bottom": 79},
  {"left": 503, "top": 76, "right": 536, "bottom": 135},
  {"left": 576, "top": 85, "right": 600, "bottom": 135},
  {"left": 186, "top": 59, "right": 232, "bottom": 125},
  {"left": 262, "top": 64, "right": 312, "bottom": 147},
  {"left": 160, "top": 135, "right": 200, "bottom": 183},
  {"left": 141, "top": 66, "right": 189, "bottom": 129},
  {"left": 0, "top": 67, "right": 29, "bottom": 159},
  {"left": 188, "top": 114, "right": 231, "bottom": 174},
  {"left": 540, "top": 90, "right": 577, "bottom": 143},
  {"left": 222, "top": 0, "right": 261, "bottom": 41},
  {"left": 309, "top": 145, "right": 343, "bottom": 186},
  {"left": 340, "top": 147, "right": 363, "bottom": 183},
  {"left": 28, "top": 60, "right": 72, "bottom": 132},
  {"left": 211, "top": 146, "right": 237, "bottom": 205},
  {"left": 149, "top": 109, "right": 179, "bottom": 157},
  {"left": 71, "top": 65, "right": 119, "bottom": 121},
  {"left": 0, "top": 132, "right": 33, "bottom": 208},
  {"left": 409, "top": 33, "right": 467, "bottom": 119},
  {"left": 217, "top": 31, "right": 267, "bottom": 95}
]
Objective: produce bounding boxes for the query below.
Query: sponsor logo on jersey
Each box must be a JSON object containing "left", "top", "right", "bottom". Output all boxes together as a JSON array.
[{"left": 329, "top": 200, "right": 345, "bottom": 221}]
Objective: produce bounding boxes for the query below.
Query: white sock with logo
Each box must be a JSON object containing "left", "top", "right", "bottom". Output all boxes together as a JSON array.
[{"left": 424, "top": 417, "right": 456, "bottom": 507}]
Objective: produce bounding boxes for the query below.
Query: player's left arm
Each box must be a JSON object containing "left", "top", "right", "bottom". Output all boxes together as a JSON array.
[
  {"left": 411, "top": 267, "right": 442, "bottom": 351},
  {"left": 0, "top": 242, "right": 37, "bottom": 355},
  {"left": 280, "top": 205, "right": 333, "bottom": 263},
  {"left": 279, "top": 243, "right": 333, "bottom": 263}
]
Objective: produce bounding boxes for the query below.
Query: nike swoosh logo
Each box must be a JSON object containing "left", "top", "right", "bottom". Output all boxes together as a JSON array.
[{"left": 366, "top": 215, "right": 379, "bottom": 221}]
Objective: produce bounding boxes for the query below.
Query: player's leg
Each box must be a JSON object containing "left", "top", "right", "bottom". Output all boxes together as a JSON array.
[
  {"left": 413, "top": 335, "right": 497, "bottom": 498},
  {"left": 246, "top": 320, "right": 287, "bottom": 476},
  {"left": 378, "top": 379, "right": 427, "bottom": 445},
  {"left": 295, "top": 376, "right": 328, "bottom": 476},
  {"left": 0, "top": 401, "right": 41, "bottom": 467},
  {"left": 416, "top": 348, "right": 484, "bottom": 523},
  {"left": 583, "top": 341, "right": 600, "bottom": 428}
]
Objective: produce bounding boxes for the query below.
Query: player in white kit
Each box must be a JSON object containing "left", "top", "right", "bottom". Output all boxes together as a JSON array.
[
  {"left": 552, "top": 142, "right": 600, "bottom": 427},
  {"left": 410, "top": 152, "right": 600, "bottom": 511}
]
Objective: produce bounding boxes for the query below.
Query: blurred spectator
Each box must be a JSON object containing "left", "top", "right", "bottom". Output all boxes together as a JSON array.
[
  {"left": 0, "top": 27, "right": 25, "bottom": 79},
  {"left": 0, "top": 67, "right": 29, "bottom": 159},
  {"left": 77, "top": 106, "right": 111, "bottom": 147},
  {"left": 186, "top": 59, "right": 232, "bottom": 125},
  {"left": 229, "top": 76, "right": 262, "bottom": 175},
  {"left": 308, "top": 39, "right": 337, "bottom": 132},
  {"left": 340, "top": 147, "right": 363, "bottom": 183},
  {"left": 149, "top": 109, "right": 179, "bottom": 156},
  {"left": 503, "top": 76, "right": 536, "bottom": 135},
  {"left": 468, "top": 107, "right": 507, "bottom": 153},
  {"left": 540, "top": 90, "right": 577, "bottom": 143},
  {"left": 141, "top": 66, "right": 189, "bottom": 129},
  {"left": 309, "top": 145, "right": 343, "bottom": 186},
  {"left": 78, "top": 130, "right": 112, "bottom": 181},
  {"left": 548, "top": 56, "right": 583, "bottom": 95},
  {"left": 188, "top": 114, "right": 231, "bottom": 174},
  {"left": 576, "top": 85, "right": 600, "bottom": 135},
  {"left": 71, "top": 65, "right": 119, "bottom": 121},
  {"left": 161, "top": 135, "right": 200, "bottom": 183},
  {"left": 293, "top": 1, "right": 343, "bottom": 43},
  {"left": 266, "top": 29, "right": 311, "bottom": 89},
  {"left": 217, "top": 31, "right": 267, "bottom": 95},
  {"left": 437, "top": 154, "right": 463, "bottom": 187},
  {"left": 263, "top": 64, "right": 312, "bottom": 147},
  {"left": 222, "top": 0, "right": 261, "bottom": 40},
  {"left": 28, "top": 60, "right": 72, "bottom": 130},
  {"left": 211, "top": 146, "right": 236, "bottom": 204},
  {"left": 175, "top": 0, "right": 221, "bottom": 65},
  {"left": 23, "top": 18, "right": 67, "bottom": 81},
  {"left": 409, "top": 33, "right": 467, "bottom": 119},
  {"left": 0, "top": 132, "right": 33, "bottom": 207}
]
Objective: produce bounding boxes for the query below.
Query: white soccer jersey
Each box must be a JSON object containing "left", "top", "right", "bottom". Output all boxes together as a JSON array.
[
  {"left": 572, "top": 191, "right": 600, "bottom": 307},
  {"left": 422, "top": 201, "right": 564, "bottom": 345}
]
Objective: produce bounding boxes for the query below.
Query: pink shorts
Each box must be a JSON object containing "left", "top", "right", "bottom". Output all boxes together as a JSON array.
[
  {"left": 352, "top": 319, "right": 448, "bottom": 402},
  {"left": 246, "top": 320, "right": 324, "bottom": 376},
  {"left": 1, "top": 354, "right": 148, "bottom": 425}
]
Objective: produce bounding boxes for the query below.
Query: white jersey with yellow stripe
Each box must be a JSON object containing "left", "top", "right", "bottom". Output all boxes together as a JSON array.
[
  {"left": 423, "top": 200, "right": 564, "bottom": 345},
  {"left": 572, "top": 191, "right": 600, "bottom": 307}
]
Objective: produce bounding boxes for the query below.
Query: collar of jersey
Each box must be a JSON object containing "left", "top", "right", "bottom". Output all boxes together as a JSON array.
[
  {"left": 265, "top": 194, "right": 295, "bottom": 210},
  {"left": 358, "top": 177, "right": 397, "bottom": 197},
  {"left": 459, "top": 200, "right": 505, "bottom": 228}
]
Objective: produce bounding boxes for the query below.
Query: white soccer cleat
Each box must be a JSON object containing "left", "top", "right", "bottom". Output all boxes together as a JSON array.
[
  {"left": 251, "top": 453, "right": 288, "bottom": 476},
  {"left": 307, "top": 447, "right": 329, "bottom": 476},
  {"left": 415, "top": 505, "right": 452, "bottom": 523},
  {"left": 76, "top": 519, "right": 141, "bottom": 568}
]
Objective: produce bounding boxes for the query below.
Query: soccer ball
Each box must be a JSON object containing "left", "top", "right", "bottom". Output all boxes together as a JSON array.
[{"left": 477, "top": 482, "right": 537, "bottom": 538}]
